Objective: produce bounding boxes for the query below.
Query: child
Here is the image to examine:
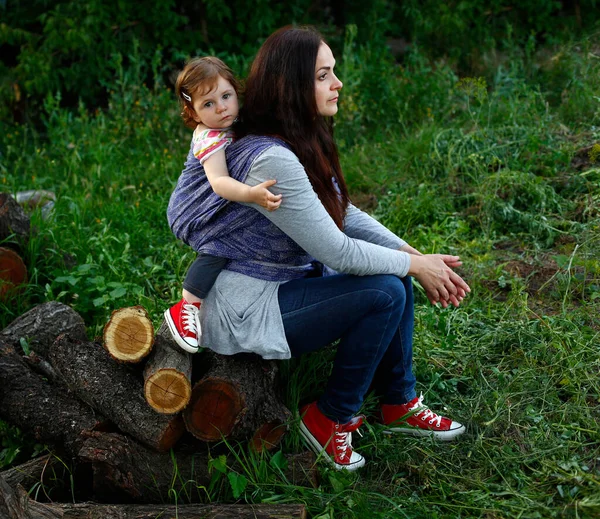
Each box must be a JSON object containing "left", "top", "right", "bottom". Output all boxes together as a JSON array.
[{"left": 164, "top": 57, "right": 282, "bottom": 353}]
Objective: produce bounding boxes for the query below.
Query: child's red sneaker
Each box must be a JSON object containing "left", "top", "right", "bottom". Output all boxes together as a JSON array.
[
  {"left": 164, "top": 299, "right": 202, "bottom": 353},
  {"left": 380, "top": 393, "right": 465, "bottom": 441},
  {"left": 299, "top": 402, "right": 365, "bottom": 471}
]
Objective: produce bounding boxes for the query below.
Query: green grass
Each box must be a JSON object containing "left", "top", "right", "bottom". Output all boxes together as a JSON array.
[{"left": 1, "top": 32, "right": 599, "bottom": 519}]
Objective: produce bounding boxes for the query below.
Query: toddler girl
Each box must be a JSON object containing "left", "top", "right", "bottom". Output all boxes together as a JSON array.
[{"left": 164, "top": 57, "right": 281, "bottom": 353}]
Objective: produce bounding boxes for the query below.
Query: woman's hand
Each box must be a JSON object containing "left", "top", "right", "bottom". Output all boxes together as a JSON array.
[{"left": 407, "top": 254, "right": 471, "bottom": 308}]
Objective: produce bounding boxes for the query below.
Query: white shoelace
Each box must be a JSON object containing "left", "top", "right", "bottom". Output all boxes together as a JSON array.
[
  {"left": 333, "top": 419, "right": 363, "bottom": 460},
  {"left": 181, "top": 304, "right": 200, "bottom": 334},
  {"left": 334, "top": 430, "right": 352, "bottom": 459},
  {"left": 409, "top": 393, "right": 442, "bottom": 427}
]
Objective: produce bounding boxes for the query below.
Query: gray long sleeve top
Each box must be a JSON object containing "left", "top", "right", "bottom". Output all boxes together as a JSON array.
[{"left": 199, "top": 145, "right": 412, "bottom": 359}]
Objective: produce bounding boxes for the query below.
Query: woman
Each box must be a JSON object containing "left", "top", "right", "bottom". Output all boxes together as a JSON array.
[{"left": 167, "top": 26, "right": 470, "bottom": 471}]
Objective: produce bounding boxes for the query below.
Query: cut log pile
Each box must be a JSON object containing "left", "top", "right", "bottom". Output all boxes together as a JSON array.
[
  {"left": 0, "top": 300, "right": 313, "bottom": 516},
  {"left": 0, "top": 189, "right": 311, "bottom": 514}
]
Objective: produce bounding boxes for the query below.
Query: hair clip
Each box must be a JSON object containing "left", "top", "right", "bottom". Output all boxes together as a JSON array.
[{"left": 182, "top": 92, "right": 192, "bottom": 102}]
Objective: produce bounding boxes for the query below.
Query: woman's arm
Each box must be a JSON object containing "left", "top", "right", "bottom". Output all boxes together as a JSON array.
[
  {"left": 343, "top": 203, "right": 407, "bottom": 249},
  {"left": 243, "top": 146, "right": 469, "bottom": 302},
  {"left": 244, "top": 146, "right": 411, "bottom": 277}
]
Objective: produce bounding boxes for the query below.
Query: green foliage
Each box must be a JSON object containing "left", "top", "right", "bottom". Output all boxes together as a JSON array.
[
  {"left": 536, "top": 36, "right": 600, "bottom": 126},
  {"left": 396, "top": 0, "right": 600, "bottom": 71},
  {"left": 3, "top": 0, "right": 598, "bottom": 125},
  {"left": 337, "top": 25, "right": 458, "bottom": 147},
  {"left": 0, "top": 0, "right": 400, "bottom": 123},
  {"left": 1, "top": 0, "right": 186, "bottom": 121},
  {"left": 478, "top": 168, "right": 567, "bottom": 245},
  {"left": 0, "top": 420, "right": 44, "bottom": 470}
]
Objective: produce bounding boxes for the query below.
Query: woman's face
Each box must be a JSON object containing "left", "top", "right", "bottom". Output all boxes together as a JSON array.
[{"left": 314, "top": 43, "right": 343, "bottom": 117}]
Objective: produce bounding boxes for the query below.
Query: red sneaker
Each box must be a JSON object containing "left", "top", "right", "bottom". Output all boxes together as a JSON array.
[
  {"left": 164, "top": 299, "right": 202, "bottom": 353},
  {"left": 299, "top": 402, "right": 365, "bottom": 471},
  {"left": 380, "top": 393, "right": 465, "bottom": 441}
]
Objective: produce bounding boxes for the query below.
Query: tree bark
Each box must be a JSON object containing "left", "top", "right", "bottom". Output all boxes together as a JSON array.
[
  {"left": 103, "top": 306, "right": 154, "bottom": 363},
  {"left": 0, "top": 341, "right": 103, "bottom": 456},
  {"left": 0, "top": 302, "right": 86, "bottom": 358},
  {"left": 0, "top": 455, "right": 57, "bottom": 491},
  {"left": 143, "top": 321, "right": 192, "bottom": 414},
  {"left": 23, "top": 351, "right": 59, "bottom": 381},
  {"left": 0, "top": 192, "right": 30, "bottom": 242},
  {"left": 48, "top": 335, "right": 184, "bottom": 452},
  {"left": 0, "top": 247, "right": 27, "bottom": 300},
  {"left": 0, "top": 478, "right": 307, "bottom": 519},
  {"left": 183, "top": 352, "right": 291, "bottom": 451},
  {"left": 78, "top": 431, "right": 317, "bottom": 503},
  {"left": 77, "top": 430, "right": 211, "bottom": 503}
]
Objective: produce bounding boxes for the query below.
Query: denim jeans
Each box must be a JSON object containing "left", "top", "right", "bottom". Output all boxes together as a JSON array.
[{"left": 278, "top": 273, "right": 417, "bottom": 423}]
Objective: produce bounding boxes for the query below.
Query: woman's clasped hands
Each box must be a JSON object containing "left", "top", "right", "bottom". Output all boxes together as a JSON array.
[{"left": 407, "top": 253, "right": 471, "bottom": 308}]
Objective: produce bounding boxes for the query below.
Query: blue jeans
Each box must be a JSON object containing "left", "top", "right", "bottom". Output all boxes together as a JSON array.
[{"left": 278, "top": 273, "right": 417, "bottom": 423}]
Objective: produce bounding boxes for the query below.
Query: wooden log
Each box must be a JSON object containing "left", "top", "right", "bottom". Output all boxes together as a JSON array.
[
  {"left": 0, "top": 454, "right": 79, "bottom": 506},
  {"left": 77, "top": 430, "right": 210, "bottom": 502},
  {"left": 0, "top": 477, "right": 31, "bottom": 519},
  {"left": 0, "top": 341, "right": 103, "bottom": 456},
  {"left": 49, "top": 335, "right": 184, "bottom": 452},
  {"left": 23, "top": 351, "right": 59, "bottom": 381},
  {"left": 0, "top": 302, "right": 86, "bottom": 358},
  {"left": 183, "top": 352, "right": 291, "bottom": 452},
  {"left": 78, "top": 430, "right": 317, "bottom": 503},
  {"left": 0, "top": 247, "right": 27, "bottom": 300},
  {"left": 143, "top": 321, "right": 192, "bottom": 414},
  {"left": 103, "top": 306, "right": 154, "bottom": 363},
  {"left": 0, "top": 478, "right": 307, "bottom": 519},
  {"left": 0, "top": 455, "right": 57, "bottom": 491},
  {"left": 0, "top": 192, "right": 30, "bottom": 242}
]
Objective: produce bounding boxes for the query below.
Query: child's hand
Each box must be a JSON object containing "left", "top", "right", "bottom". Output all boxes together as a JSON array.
[{"left": 250, "top": 179, "right": 282, "bottom": 212}]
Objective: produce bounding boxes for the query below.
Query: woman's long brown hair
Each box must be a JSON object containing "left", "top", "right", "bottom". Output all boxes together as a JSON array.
[{"left": 236, "top": 26, "right": 349, "bottom": 229}]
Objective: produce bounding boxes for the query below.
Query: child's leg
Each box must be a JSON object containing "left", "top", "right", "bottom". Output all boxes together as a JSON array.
[
  {"left": 182, "top": 254, "right": 229, "bottom": 300},
  {"left": 165, "top": 254, "right": 228, "bottom": 353},
  {"left": 182, "top": 289, "right": 202, "bottom": 304}
]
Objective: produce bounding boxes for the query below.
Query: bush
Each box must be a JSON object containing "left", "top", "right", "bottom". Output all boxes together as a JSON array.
[{"left": 393, "top": 0, "right": 600, "bottom": 71}]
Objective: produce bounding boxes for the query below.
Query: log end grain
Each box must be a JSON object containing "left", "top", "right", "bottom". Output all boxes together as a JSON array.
[
  {"left": 0, "top": 247, "right": 27, "bottom": 300},
  {"left": 183, "top": 378, "right": 245, "bottom": 441},
  {"left": 103, "top": 306, "right": 154, "bottom": 363},
  {"left": 251, "top": 421, "right": 288, "bottom": 453},
  {"left": 144, "top": 368, "right": 191, "bottom": 414}
]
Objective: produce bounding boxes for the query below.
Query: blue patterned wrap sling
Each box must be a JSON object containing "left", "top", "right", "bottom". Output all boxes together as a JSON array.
[{"left": 167, "top": 135, "right": 316, "bottom": 281}]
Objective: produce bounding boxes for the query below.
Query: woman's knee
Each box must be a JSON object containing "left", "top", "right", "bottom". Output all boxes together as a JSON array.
[{"left": 368, "top": 274, "right": 408, "bottom": 305}]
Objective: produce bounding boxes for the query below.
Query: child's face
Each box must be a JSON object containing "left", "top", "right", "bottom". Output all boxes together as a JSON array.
[{"left": 191, "top": 76, "right": 239, "bottom": 129}]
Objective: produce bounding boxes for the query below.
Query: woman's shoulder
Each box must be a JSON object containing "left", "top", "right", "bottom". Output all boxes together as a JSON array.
[
  {"left": 244, "top": 140, "right": 307, "bottom": 185},
  {"left": 234, "top": 136, "right": 298, "bottom": 164},
  {"left": 233, "top": 135, "right": 293, "bottom": 155}
]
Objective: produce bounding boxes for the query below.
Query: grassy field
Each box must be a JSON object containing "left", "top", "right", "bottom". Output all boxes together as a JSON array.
[{"left": 1, "top": 30, "right": 599, "bottom": 519}]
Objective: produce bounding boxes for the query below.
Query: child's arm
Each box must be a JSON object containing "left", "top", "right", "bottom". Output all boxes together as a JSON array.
[{"left": 203, "top": 150, "right": 282, "bottom": 211}]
